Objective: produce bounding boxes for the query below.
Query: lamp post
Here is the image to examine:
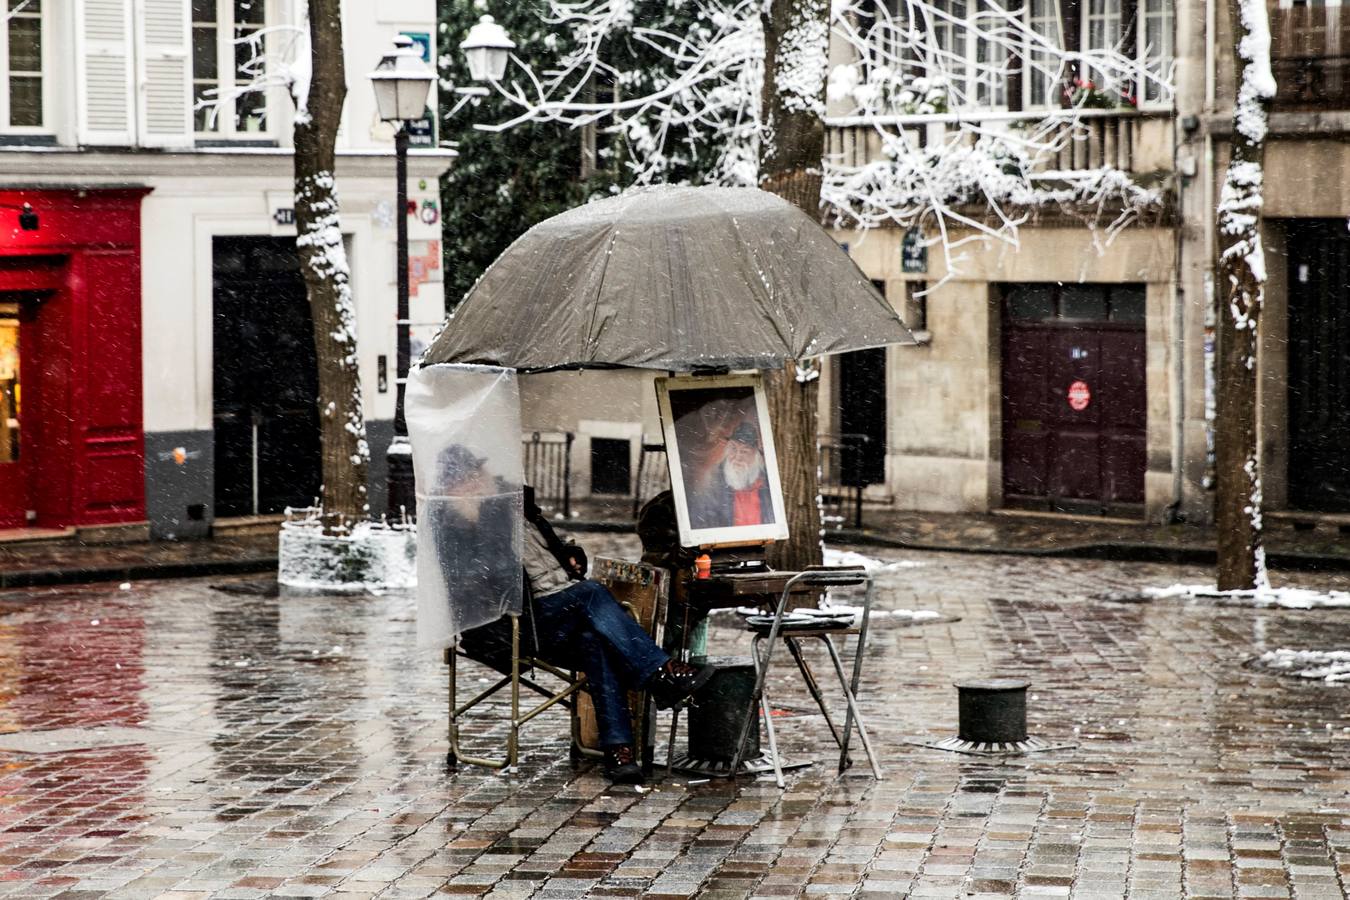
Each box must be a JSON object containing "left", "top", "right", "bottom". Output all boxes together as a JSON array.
[
  {"left": 368, "top": 20, "right": 514, "bottom": 520},
  {"left": 370, "top": 35, "right": 434, "bottom": 520}
]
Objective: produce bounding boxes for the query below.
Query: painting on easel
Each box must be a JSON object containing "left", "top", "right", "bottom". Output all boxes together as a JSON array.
[{"left": 655, "top": 374, "right": 790, "bottom": 548}]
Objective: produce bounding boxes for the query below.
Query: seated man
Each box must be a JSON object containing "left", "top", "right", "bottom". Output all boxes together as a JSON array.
[{"left": 460, "top": 487, "right": 713, "bottom": 784}]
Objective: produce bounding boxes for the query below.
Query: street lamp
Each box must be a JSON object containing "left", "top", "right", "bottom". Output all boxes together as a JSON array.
[
  {"left": 370, "top": 35, "right": 434, "bottom": 521},
  {"left": 460, "top": 15, "right": 515, "bottom": 83}
]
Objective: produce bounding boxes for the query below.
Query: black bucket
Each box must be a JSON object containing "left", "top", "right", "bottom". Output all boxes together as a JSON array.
[{"left": 686, "top": 656, "right": 760, "bottom": 761}]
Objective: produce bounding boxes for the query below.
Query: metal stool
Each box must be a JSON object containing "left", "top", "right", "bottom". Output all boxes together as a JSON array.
[{"left": 730, "top": 567, "right": 884, "bottom": 788}]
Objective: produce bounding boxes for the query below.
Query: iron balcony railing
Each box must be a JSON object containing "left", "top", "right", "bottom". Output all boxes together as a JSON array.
[
  {"left": 1271, "top": 4, "right": 1350, "bottom": 111},
  {"left": 522, "top": 431, "right": 573, "bottom": 519}
]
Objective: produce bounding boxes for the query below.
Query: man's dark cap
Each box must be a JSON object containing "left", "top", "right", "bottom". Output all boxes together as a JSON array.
[
  {"left": 437, "top": 443, "right": 487, "bottom": 484},
  {"left": 729, "top": 422, "right": 760, "bottom": 448}
]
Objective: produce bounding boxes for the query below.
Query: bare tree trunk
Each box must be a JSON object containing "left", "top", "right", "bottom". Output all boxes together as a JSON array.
[
  {"left": 294, "top": 0, "right": 370, "bottom": 532},
  {"left": 760, "top": 0, "right": 828, "bottom": 572},
  {"left": 1215, "top": 0, "right": 1275, "bottom": 590}
]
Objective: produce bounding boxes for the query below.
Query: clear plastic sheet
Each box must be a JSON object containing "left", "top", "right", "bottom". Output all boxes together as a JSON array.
[{"left": 407, "top": 364, "right": 524, "bottom": 649}]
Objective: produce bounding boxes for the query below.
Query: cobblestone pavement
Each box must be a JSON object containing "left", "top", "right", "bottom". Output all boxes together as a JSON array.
[{"left": 0, "top": 539, "right": 1347, "bottom": 899}]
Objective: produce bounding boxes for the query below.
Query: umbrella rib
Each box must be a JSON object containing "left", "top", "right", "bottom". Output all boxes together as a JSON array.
[
  {"left": 581, "top": 204, "right": 632, "bottom": 362},
  {"left": 583, "top": 229, "right": 619, "bottom": 362}
]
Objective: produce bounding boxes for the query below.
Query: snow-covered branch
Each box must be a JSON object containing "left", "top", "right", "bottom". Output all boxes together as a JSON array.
[
  {"left": 457, "top": 0, "right": 1174, "bottom": 267},
  {"left": 196, "top": 23, "right": 311, "bottom": 129}
]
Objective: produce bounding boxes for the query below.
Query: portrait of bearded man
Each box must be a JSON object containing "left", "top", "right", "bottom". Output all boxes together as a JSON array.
[{"left": 687, "top": 421, "right": 776, "bottom": 530}]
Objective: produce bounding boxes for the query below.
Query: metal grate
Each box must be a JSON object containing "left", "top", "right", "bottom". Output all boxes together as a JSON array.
[
  {"left": 523, "top": 432, "right": 573, "bottom": 519},
  {"left": 818, "top": 434, "right": 870, "bottom": 529},
  {"left": 631, "top": 441, "right": 672, "bottom": 517}
]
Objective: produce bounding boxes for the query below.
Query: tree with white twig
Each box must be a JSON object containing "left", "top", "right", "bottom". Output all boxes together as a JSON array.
[
  {"left": 201, "top": 3, "right": 369, "bottom": 535},
  {"left": 294, "top": 0, "right": 370, "bottom": 535},
  {"left": 461, "top": 0, "right": 1171, "bottom": 270},
  {"left": 446, "top": 0, "right": 1172, "bottom": 566},
  {"left": 1215, "top": 0, "right": 1275, "bottom": 591}
]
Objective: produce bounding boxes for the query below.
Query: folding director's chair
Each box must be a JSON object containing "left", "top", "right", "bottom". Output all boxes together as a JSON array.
[
  {"left": 444, "top": 559, "right": 668, "bottom": 771},
  {"left": 443, "top": 611, "right": 588, "bottom": 770}
]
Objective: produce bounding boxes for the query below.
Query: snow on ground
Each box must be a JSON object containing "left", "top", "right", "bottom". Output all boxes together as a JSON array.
[
  {"left": 823, "top": 547, "right": 924, "bottom": 571},
  {"left": 816, "top": 604, "right": 943, "bottom": 625},
  {"left": 1142, "top": 583, "right": 1350, "bottom": 609},
  {"left": 1255, "top": 649, "right": 1350, "bottom": 683},
  {"left": 718, "top": 605, "right": 943, "bottom": 627}
]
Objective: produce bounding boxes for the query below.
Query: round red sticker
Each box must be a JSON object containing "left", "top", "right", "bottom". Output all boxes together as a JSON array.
[{"left": 1067, "top": 380, "right": 1091, "bottom": 411}]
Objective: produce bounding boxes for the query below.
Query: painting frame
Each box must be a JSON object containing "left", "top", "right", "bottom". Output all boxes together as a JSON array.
[{"left": 655, "top": 374, "right": 790, "bottom": 548}]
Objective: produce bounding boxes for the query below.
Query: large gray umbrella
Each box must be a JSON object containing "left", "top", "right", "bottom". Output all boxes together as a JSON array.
[{"left": 423, "top": 185, "right": 915, "bottom": 372}]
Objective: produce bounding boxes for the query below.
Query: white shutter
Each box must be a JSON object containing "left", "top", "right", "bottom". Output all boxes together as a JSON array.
[
  {"left": 136, "top": 0, "right": 192, "bottom": 147},
  {"left": 75, "top": 0, "right": 135, "bottom": 145}
]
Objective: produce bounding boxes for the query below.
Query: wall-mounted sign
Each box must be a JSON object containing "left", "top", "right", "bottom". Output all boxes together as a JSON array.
[
  {"left": 406, "top": 109, "right": 435, "bottom": 148},
  {"left": 1067, "top": 380, "right": 1091, "bottom": 411},
  {"left": 401, "top": 31, "right": 432, "bottom": 62},
  {"left": 273, "top": 208, "right": 295, "bottom": 226},
  {"left": 901, "top": 228, "right": 927, "bottom": 274}
]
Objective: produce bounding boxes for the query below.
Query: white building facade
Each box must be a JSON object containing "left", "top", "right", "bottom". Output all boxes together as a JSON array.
[{"left": 0, "top": 0, "right": 450, "bottom": 538}]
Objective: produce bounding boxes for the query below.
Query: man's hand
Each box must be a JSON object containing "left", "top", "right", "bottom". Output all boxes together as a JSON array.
[{"left": 561, "top": 543, "right": 588, "bottom": 579}]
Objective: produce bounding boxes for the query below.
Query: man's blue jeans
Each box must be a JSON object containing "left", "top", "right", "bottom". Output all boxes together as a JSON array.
[{"left": 532, "top": 580, "right": 669, "bottom": 747}]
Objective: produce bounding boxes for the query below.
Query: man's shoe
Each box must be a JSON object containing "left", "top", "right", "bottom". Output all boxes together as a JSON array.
[
  {"left": 646, "top": 659, "right": 716, "bottom": 710},
  {"left": 603, "top": 744, "right": 645, "bottom": 784}
]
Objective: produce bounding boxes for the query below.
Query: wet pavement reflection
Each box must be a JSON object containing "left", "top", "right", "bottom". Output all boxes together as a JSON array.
[{"left": 0, "top": 540, "right": 1345, "bottom": 898}]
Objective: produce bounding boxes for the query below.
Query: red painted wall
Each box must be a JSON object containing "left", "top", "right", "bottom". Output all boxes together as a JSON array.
[{"left": 0, "top": 189, "right": 149, "bottom": 529}]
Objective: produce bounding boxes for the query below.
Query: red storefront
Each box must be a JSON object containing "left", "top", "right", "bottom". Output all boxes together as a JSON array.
[{"left": 0, "top": 188, "right": 148, "bottom": 531}]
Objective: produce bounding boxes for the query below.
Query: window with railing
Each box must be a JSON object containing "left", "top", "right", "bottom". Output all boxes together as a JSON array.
[
  {"left": 1270, "top": 0, "right": 1350, "bottom": 110},
  {"left": 864, "top": 0, "right": 1173, "bottom": 114}
]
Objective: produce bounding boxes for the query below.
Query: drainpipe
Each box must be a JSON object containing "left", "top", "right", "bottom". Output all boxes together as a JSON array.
[{"left": 1168, "top": 162, "right": 1186, "bottom": 524}]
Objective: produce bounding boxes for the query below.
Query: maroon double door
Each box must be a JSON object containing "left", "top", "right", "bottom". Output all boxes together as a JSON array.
[{"left": 1001, "top": 284, "right": 1147, "bottom": 515}]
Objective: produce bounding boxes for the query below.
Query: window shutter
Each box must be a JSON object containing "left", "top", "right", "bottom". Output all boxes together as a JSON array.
[
  {"left": 136, "top": 0, "right": 192, "bottom": 147},
  {"left": 75, "top": 0, "right": 135, "bottom": 145}
]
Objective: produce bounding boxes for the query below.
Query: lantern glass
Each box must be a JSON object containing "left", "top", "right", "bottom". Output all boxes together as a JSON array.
[
  {"left": 369, "top": 36, "right": 435, "bottom": 123},
  {"left": 460, "top": 14, "right": 515, "bottom": 83},
  {"left": 485, "top": 46, "right": 509, "bottom": 82},
  {"left": 396, "top": 79, "right": 430, "bottom": 120},
  {"left": 465, "top": 46, "right": 490, "bottom": 83},
  {"left": 371, "top": 78, "right": 400, "bottom": 121}
]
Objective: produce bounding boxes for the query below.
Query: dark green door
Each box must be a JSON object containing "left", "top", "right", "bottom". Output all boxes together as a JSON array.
[{"left": 1287, "top": 220, "right": 1350, "bottom": 512}]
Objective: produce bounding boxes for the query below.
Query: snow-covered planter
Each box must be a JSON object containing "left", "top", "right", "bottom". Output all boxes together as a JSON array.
[{"left": 278, "top": 508, "right": 416, "bottom": 593}]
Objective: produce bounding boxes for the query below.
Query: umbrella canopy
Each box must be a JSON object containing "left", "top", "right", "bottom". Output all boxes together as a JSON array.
[{"left": 423, "top": 185, "right": 915, "bottom": 372}]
